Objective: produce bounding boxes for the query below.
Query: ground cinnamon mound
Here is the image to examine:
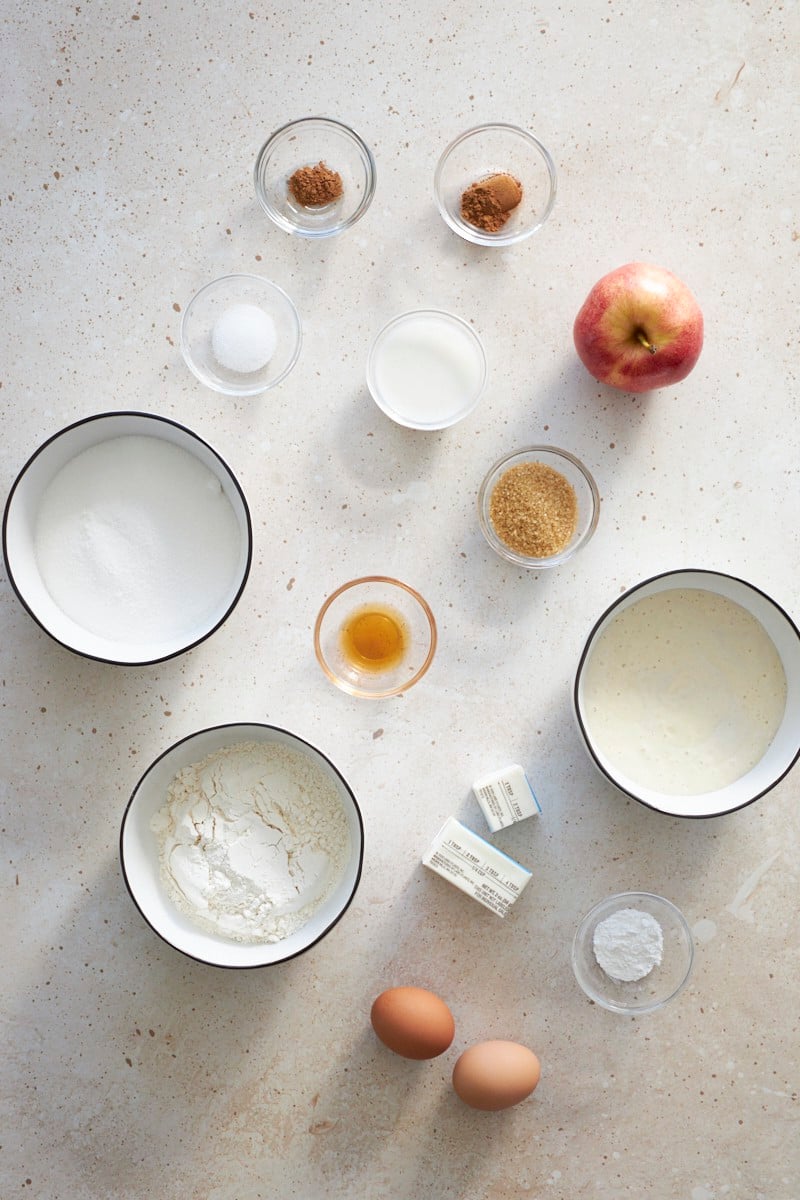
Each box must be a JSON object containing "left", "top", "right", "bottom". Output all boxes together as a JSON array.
[
  {"left": 461, "top": 172, "right": 523, "bottom": 232},
  {"left": 489, "top": 461, "right": 578, "bottom": 557},
  {"left": 288, "top": 161, "right": 343, "bottom": 206}
]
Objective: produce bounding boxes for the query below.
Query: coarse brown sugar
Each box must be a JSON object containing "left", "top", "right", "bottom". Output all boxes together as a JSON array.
[
  {"left": 288, "top": 161, "right": 343, "bottom": 207},
  {"left": 489, "top": 461, "right": 578, "bottom": 558}
]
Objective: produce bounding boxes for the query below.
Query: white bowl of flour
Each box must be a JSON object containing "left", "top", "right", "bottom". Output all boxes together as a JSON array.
[
  {"left": 120, "top": 723, "right": 365, "bottom": 967},
  {"left": 2, "top": 411, "right": 252, "bottom": 664},
  {"left": 574, "top": 569, "right": 800, "bottom": 818}
]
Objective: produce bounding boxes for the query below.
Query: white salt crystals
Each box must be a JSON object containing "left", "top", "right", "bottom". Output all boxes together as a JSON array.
[{"left": 211, "top": 302, "right": 277, "bottom": 374}]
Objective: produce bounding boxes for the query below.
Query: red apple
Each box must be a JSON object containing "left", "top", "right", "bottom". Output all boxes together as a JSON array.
[{"left": 573, "top": 262, "right": 703, "bottom": 393}]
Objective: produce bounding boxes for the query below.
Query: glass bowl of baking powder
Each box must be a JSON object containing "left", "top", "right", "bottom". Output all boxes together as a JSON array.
[
  {"left": 121, "top": 723, "right": 365, "bottom": 968},
  {"left": 572, "top": 891, "right": 694, "bottom": 1014}
]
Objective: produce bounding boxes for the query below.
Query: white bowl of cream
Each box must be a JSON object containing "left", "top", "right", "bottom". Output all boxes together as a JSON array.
[
  {"left": 120, "top": 723, "right": 364, "bottom": 968},
  {"left": 574, "top": 569, "right": 800, "bottom": 817},
  {"left": 2, "top": 411, "right": 252, "bottom": 664}
]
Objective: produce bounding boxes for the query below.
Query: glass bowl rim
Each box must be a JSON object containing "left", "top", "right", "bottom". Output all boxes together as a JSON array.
[
  {"left": 179, "top": 272, "right": 302, "bottom": 396},
  {"left": 571, "top": 890, "right": 695, "bottom": 1014},
  {"left": 254, "top": 115, "right": 377, "bottom": 238},
  {"left": 314, "top": 574, "right": 438, "bottom": 698},
  {"left": 477, "top": 444, "right": 600, "bottom": 568},
  {"left": 366, "top": 308, "right": 488, "bottom": 431},
  {"left": 434, "top": 122, "right": 557, "bottom": 246}
]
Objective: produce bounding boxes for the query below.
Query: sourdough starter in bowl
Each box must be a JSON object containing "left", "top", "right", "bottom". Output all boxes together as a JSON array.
[{"left": 580, "top": 587, "right": 787, "bottom": 796}]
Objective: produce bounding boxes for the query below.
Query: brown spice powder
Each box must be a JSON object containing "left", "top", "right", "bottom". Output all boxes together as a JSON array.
[
  {"left": 461, "top": 172, "right": 523, "bottom": 233},
  {"left": 489, "top": 461, "right": 578, "bottom": 558},
  {"left": 288, "top": 161, "right": 343, "bottom": 207}
]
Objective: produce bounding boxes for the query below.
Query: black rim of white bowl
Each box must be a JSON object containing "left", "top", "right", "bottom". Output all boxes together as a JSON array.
[
  {"left": 2, "top": 410, "right": 253, "bottom": 666},
  {"left": 119, "top": 722, "right": 366, "bottom": 969},
  {"left": 573, "top": 568, "right": 800, "bottom": 818}
]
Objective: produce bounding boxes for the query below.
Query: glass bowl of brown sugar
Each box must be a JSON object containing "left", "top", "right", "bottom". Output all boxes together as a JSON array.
[
  {"left": 434, "top": 124, "right": 557, "bottom": 247},
  {"left": 478, "top": 446, "right": 600, "bottom": 569},
  {"left": 255, "top": 117, "right": 376, "bottom": 238}
]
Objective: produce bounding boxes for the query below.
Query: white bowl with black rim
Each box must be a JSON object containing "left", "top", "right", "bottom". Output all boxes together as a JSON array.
[
  {"left": 120, "top": 723, "right": 365, "bottom": 968},
  {"left": 2, "top": 411, "right": 252, "bottom": 665},
  {"left": 574, "top": 569, "right": 800, "bottom": 817}
]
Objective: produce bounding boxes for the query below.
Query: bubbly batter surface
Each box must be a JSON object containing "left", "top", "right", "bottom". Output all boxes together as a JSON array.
[{"left": 581, "top": 588, "right": 787, "bottom": 795}]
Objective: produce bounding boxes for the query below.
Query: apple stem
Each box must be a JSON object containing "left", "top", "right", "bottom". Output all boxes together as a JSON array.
[{"left": 636, "top": 328, "right": 658, "bottom": 354}]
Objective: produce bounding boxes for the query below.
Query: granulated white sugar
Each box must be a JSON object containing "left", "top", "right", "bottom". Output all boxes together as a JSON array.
[{"left": 33, "top": 434, "right": 243, "bottom": 645}]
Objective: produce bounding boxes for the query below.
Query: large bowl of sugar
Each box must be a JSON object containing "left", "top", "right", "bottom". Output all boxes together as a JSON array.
[
  {"left": 574, "top": 569, "right": 800, "bottom": 817},
  {"left": 2, "top": 411, "right": 252, "bottom": 665},
  {"left": 120, "top": 723, "right": 365, "bottom": 968}
]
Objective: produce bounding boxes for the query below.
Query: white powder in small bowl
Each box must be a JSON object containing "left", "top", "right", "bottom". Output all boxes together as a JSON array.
[
  {"left": 593, "top": 906, "right": 664, "bottom": 982},
  {"left": 211, "top": 303, "right": 277, "bottom": 373}
]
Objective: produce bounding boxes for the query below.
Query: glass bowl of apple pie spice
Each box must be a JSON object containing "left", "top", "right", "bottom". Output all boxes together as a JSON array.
[
  {"left": 314, "top": 576, "right": 437, "bottom": 698},
  {"left": 434, "top": 124, "right": 557, "bottom": 247},
  {"left": 478, "top": 446, "right": 600, "bottom": 569}
]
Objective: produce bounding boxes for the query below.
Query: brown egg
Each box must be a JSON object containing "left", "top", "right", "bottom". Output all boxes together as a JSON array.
[
  {"left": 370, "top": 986, "right": 455, "bottom": 1060},
  {"left": 452, "top": 1039, "right": 541, "bottom": 1111}
]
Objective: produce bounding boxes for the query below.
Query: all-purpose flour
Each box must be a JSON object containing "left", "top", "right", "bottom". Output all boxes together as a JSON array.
[
  {"left": 33, "top": 434, "right": 242, "bottom": 644},
  {"left": 151, "top": 741, "right": 352, "bottom": 943}
]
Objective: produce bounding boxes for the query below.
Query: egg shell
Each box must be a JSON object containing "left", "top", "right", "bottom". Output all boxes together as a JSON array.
[
  {"left": 452, "top": 1040, "right": 541, "bottom": 1111},
  {"left": 370, "top": 986, "right": 456, "bottom": 1060}
]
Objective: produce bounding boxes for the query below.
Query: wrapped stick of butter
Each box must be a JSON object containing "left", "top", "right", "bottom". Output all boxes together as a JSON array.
[
  {"left": 422, "top": 817, "right": 532, "bottom": 918},
  {"left": 472, "top": 763, "right": 541, "bottom": 832}
]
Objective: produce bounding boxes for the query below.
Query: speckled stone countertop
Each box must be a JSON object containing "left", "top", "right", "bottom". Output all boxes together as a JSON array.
[{"left": 2, "top": 3, "right": 798, "bottom": 1198}]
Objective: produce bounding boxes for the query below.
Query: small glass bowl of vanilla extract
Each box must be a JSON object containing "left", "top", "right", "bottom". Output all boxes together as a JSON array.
[{"left": 314, "top": 577, "right": 437, "bottom": 698}]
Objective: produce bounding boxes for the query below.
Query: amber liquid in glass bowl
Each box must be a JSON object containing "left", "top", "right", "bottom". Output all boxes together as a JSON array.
[{"left": 339, "top": 604, "right": 408, "bottom": 672}]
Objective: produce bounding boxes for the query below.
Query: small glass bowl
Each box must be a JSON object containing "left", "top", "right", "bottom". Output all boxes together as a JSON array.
[
  {"left": 478, "top": 446, "right": 599, "bottom": 569},
  {"left": 366, "top": 309, "right": 487, "bottom": 431},
  {"left": 180, "top": 274, "right": 301, "bottom": 396},
  {"left": 254, "top": 117, "right": 376, "bottom": 238},
  {"left": 572, "top": 892, "right": 694, "bottom": 1015},
  {"left": 314, "top": 576, "right": 437, "bottom": 699},
  {"left": 434, "top": 123, "right": 557, "bottom": 247}
]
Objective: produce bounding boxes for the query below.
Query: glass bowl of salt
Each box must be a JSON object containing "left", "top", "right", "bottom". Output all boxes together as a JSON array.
[
  {"left": 571, "top": 891, "right": 694, "bottom": 1015},
  {"left": 180, "top": 273, "right": 302, "bottom": 396}
]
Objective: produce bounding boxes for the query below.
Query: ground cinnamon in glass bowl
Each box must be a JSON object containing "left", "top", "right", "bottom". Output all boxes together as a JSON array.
[
  {"left": 288, "top": 161, "right": 343, "bottom": 207},
  {"left": 478, "top": 446, "right": 600, "bottom": 569},
  {"left": 254, "top": 117, "right": 375, "bottom": 239}
]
